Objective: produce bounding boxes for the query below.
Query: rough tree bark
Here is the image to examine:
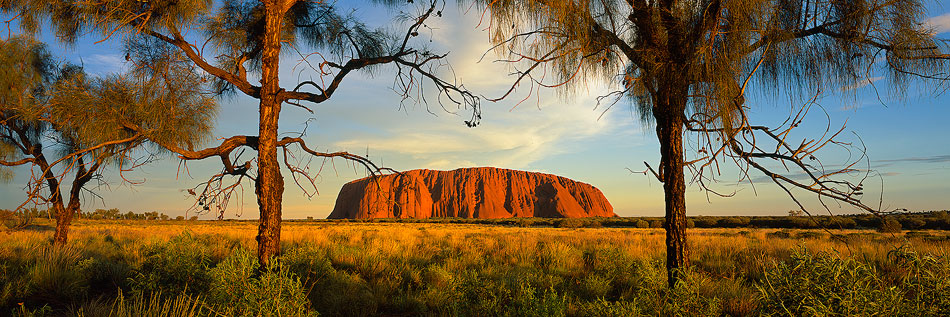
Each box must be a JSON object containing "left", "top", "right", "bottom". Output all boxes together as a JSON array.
[
  {"left": 33, "top": 151, "right": 72, "bottom": 246},
  {"left": 654, "top": 73, "right": 690, "bottom": 288},
  {"left": 55, "top": 158, "right": 95, "bottom": 245},
  {"left": 657, "top": 113, "right": 689, "bottom": 288},
  {"left": 255, "top": 0, "right": 286, "bottom": 266}
]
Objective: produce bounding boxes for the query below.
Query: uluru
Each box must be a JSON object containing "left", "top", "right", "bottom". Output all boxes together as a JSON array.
[{"left": 329, "top": 167, "right": 615, "bottom": 219}]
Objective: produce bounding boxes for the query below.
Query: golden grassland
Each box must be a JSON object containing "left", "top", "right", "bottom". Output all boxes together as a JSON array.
[{"left": 1, "top": 219, "right": 949, "bottom": 316}]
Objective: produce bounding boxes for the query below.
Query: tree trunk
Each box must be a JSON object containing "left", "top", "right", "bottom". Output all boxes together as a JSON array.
[
  {"left": 655, "top": 95, "right": 689, "bottom": 288},
  {"left": 55, "top": 159, "right": 94, "bottom": 246},
  {"left": 34, "top": 158, "right": 70, "bottom": 246},
  {"left": 256, "top": 0, "right": 286, "bottom": 267},
  {"left": 53, "top": 196, "right": 80, "bottom": 246},
  {"left": 51, "top": 203, "right": 70, "bottom": 245}
]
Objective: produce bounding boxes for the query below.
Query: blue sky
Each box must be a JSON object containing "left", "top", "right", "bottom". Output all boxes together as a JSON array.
[{"left": 1, "top": 1, "right": 949, "bottom": 218}]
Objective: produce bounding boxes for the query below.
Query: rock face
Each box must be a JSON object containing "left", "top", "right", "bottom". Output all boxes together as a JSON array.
[{"left": 329, "top": 167, "right": 615, "bottom": 219}]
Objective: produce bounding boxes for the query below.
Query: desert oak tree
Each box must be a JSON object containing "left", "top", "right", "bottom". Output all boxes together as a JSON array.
[
  {"left": 0, "top": 36, "right": 214, "bottom": 244},
  {"left": 2, "top": 0, "right": 480, "bottom": 265},
  {"left": 472, "top": 0, "right": 949, "bottom": 286}
]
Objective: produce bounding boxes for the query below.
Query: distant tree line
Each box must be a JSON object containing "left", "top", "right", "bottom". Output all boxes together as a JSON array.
[
  {"left": 0, "top": 208, "right": 199, "bottom": 224},
  {"left": 7, "top": 207, "right": 948, "bottom": 231},
  {"left": 315, "top": 211, "right": 950, "bottom": 231}
]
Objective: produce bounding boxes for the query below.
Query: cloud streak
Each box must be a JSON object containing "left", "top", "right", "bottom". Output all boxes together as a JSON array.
[
  {"left": 925, "top": 13, "right": 950, "bottom": 35},
  {"left": 334, "top": 95, "right": 625, "bottom": 171},
  {"left": 841, "top": 76, "right": 884, "bottom": 93},
  {"left": 328, "top": 8, "right": 639, "bottom": 172},
  {"left": 876, "top": 154, "right": 950, "bottom": 165},
  {"left": 80, "top": 54, "right": 128, "bottom": 75}
]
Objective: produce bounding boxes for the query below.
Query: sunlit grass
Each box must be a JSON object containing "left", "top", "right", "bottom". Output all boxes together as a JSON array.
[{"left": 1, "top": 219, "right": 948, "bottom": 315}]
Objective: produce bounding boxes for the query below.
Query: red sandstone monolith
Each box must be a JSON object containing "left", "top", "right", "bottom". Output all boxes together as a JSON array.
[{"left": 329, "top": 167, "right": 615, "bottom": 219}]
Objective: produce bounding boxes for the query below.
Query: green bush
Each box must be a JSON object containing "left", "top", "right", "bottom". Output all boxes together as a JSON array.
[
  {"left": 902, "top": 218, "right": 927, "bottom": 229},
  {"left": 517, "top": 218, "right": 535, "bottom": 228},
  {"left": 879, "top": 218, "right": 902, "bottom": 233},
  {"left": 886, "top": 247, "right": 950, "bottom": 315},
  {"left": 718, "top": 217, "right": 750, "bottom": 228},
  {"left": 765, "top": 230, "right": 792, "bottom": 239},
  {"left": 206, "top": 248, "right": 314, "bottom": 316},
  {"left": 756, "top": 250, "right": 902, "bottom": 316},
  {"left": 129, "top": 232, "right": 212, "bottom": 295},
  {"left": 20, "top": 246, "right": 92, "bottom": 307},
  {"left": 555, "top": 218, "right": 584, "bottom": 229},
  {"left": 693, "top": 217, "right": 719, "bottom": 228},
  {"left": 0, "top": 210, "right": 34, "bottom": 231},
  {"left": 826, "top": 217, "right": 857, "bottom": 229},
  {"left": 795, "top": 231, "right": 825, "bottom": 240}
]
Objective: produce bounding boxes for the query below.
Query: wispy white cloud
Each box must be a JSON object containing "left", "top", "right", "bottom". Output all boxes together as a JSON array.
[
  {"left": 328, "top": 7, "right": 637, "bottom": 172},
  {"left": 334, "top": 91, "right": 624, "bottom": 170},
  {"left": 877, "top": 154, "right": 950, "bottom": 166},
  {"left": 80, "top": 54, "right": 127, "bottom": 75},
  {"left": 841, "top": 76, "right": 884, "bottom": 92},
  {"left": 925, "top": 13, "right": 950, "bottom": 35}
]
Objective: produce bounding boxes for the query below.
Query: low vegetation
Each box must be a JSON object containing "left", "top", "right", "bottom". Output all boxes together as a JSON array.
[
  {"left": 1, "top": 219, "right": 948, "bottom": 316},
  {"left": 302, "top": 210, "right": 950, "bottom": 231}
]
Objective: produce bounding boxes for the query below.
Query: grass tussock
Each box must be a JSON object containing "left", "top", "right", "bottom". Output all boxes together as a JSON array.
[{"left": 0, "top": 219, "right": 948, "bottom": 316}]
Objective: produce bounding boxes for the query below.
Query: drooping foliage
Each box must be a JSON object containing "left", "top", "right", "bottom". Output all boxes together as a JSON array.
[
  {"left": 0, "top": 37, "right": 55, "bottom": 169},
  {"left": 0, "top": 35, "right": 215, "bottom": 244},
  {"left": 471, "top": 0, "right": 950, "bottom": 287},
  {"left": 48, "top": 53, "right": 216, "bottom": 155},
  {"left": 3, "top": 0, "right": 478, "bottom": 108},
  {"left": 2, "top": 0, "right": 479, "bottom": 265},
  {"left": 477, "top": 0, "right": 948, "bottom": 127}
]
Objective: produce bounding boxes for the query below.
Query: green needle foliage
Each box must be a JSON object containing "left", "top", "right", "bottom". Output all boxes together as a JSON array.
[
  {"left": 471, "top": 0, "right": 950, "bottom": 287},
  {"left": 0, "top": 36, "right": 214, "bottom": 245},
  {"left": 0, "top": 37, "right": 54, "bottom": 180},
  {"left": 2, "top": 0, "right": 481, "bottom": 266}
]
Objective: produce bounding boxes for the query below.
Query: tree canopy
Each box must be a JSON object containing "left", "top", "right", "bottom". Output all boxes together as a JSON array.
[
  {"left": 472, "top": 0, "right": 950, "bottom": 286},
  {"left": 0, "top": 35, "right": 215, "bottom": 244},
  {"left": 2, "top": 0, "right": 481, "bottom": 265}
]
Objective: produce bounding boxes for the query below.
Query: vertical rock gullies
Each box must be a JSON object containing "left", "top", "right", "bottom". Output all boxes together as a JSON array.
[{"left": 328, "top": 167, "right": 615, "bottom": 219}]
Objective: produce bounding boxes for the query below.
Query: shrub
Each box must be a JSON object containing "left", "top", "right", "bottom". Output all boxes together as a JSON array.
[
  {"left": 22, "top": 246, "right": 93, "bottom": 307},
  {"left": 879, "top": 218, "right": 902, "bottom": 233},
  {"left": 207, "top": 248, "right": 314, "bottom": 316},
  {"left": 693, "top": 217, "right": 718, "bottom": 228},
  {"left": 517, "top": 218, "right": 535, "bottom": 228},
  {"left": 662, "top": 273, "right": 722, "bottom": 316},
  {"left": 765, "top": 230, "right": 792, "bottom": 239},
  {"left": 718, "top": 217, "right": 750, "bottom": 228},
  {"left": 886, "top": 247, "right": 950, "bottom": 315},
  {"left": 129, "top": 232, "right": 212, "bottom": 294},
  {"left": 827, "top": 217, "right": 857, "bottom": 229},
  {"left": 555, "top": 218, "right": 583, "bottom": 229},
  {"left": 509, "top": 283, "right": 567, "bottom": 317},
  {"left": 756, "top": 250, "right": 902, "bottom": 316},
  {"left": 795, "top": 231, "right": 825, "bottom": 240},
  {"left": 789, "top": 217, "right": 817, "bottom": 229},
  {"left": 634, "top": 220, "right": 649, "bottom": 228},
  {"left": 0, "top": 210, "right": 34, "bottom": 231},
  {"left": 902, "top": 218, "right": 927, "bottom": 229}
]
